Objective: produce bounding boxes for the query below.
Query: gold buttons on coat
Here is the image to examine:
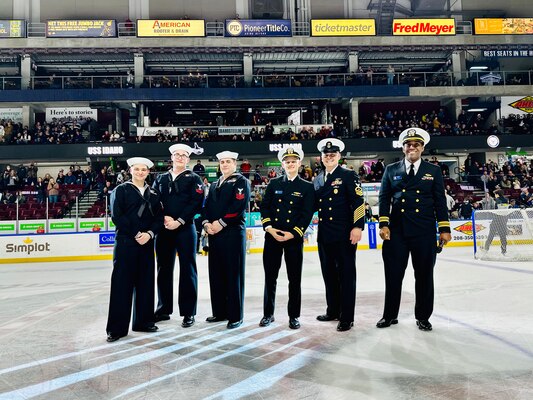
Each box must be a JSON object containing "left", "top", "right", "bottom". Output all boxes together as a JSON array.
[
  {"left": 319, "top": 208, "right": 322, "bottom": 212},
  {"left": 402, "top": 189, "right": 406, "bottom": 192},
  {"left": 416, "top": 190, "right": 420, "bottom": 193},
  {"left": 279, "top": 199, "right": 282, "bottom": 202},
  {"left": 416, "top": 199, "right": 419, "bottom": 202},
  {"left": 402, "top": 199, "right": 405, "bottom": 203},
  {"left": 287, "top": 219, "right": 290, "bottom": 223},
  {"left": 329, "top": 217, "right": 333, "bottom": 220},
  {"left": 416, "top": 209, "right": 419, "bottom": 212},
  {"left": 275, "top": 218, "right": 278, "bottom": 221},
  {"left": 329, "top": 198, "right": 332, "bottom": 201},
  {"left": 277, "top": 209, "right": 280, "bottom": 212},
  {"left": 288, "top": 210, "right": 292, "bottom": 214},
  {"left": 401, "top": 209, "right": 405, "bottom": 212}
]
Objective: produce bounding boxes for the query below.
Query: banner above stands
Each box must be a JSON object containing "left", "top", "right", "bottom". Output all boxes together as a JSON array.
[{"left": 136, "top": 124, "right": 333, "bottom": 137}]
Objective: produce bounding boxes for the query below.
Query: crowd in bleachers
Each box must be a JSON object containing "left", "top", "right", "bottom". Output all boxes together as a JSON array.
[
  {"left": 0, "top": 162, "right": 131, "bottom": 220},
  {"left": 0, "top": 111, "right": 531, "bottom": 146}
]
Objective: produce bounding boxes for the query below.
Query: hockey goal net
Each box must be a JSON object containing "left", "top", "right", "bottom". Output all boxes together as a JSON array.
[{"left": 473, "top": 208, "right": 533, "bottom": 261}]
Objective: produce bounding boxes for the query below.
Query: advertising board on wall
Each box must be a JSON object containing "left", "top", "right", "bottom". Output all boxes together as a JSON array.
[
  {"left": 0, "top": 20, "right": 26, "bottom": 38},
  {"left": 475, "top": 18, "right": 533, "bottom": 35},
  {"left": 225, "top": 19, "right": 292, "bottom": 37},
  {"left": 45, "top": 107, "right": 98, "bottom": 122},
  {"left": 137, "top": 20, "right": 205, "bottom": 37},
  {"left": 0, "top": 108, "right": 23, "bottom": 123},
  {"left": 310, "top": 19, "right": 376, "bottom": 36},
  {"left": 500, "top": 96, "right": 533, "bottom": 116},
  {"left": 46, "top": 20, "right": 117, "bottom": 38},
  {"left": 392, "top": 18, "right": 455, "bottom": 35}
]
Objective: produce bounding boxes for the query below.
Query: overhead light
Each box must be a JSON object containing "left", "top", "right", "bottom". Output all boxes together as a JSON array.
[
  {"left": 467, "top": 108, "right": 487, "bottom": 112},
  {"left": 209, "top": 111, "right": 226, "bottom": 114},
  {"left": 175, "top": 111, "right": 193, "bottom": 115},
  {"left": 262, "top": 109, "right": 275, "bottom": 114},
  {"left": 470, "top": 66, "right": 488, "bottom": 70}
]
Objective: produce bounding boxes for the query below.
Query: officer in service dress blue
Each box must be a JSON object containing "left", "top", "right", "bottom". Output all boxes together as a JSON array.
[
  {"left": 202, "top": 151, "right": 251, "bottom": 329},
  {"left": 314, "top": 138, "right": 365, "bottom": 332},
  {"left": 377, "top": 128, "right": 451, "bottom": 331},
  {"left": 153, "top": 144, "right": 205, "bottom": 328},
  {"left": 259, "top": 146, "right": 315, "bottom": 330},
  {"left": 106, "top": 157, "right": 164, "bottom": 342}
]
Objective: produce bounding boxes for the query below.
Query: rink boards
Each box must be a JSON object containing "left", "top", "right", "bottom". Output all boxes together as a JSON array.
[{"left": 0, "top": 219, "right": 513, "bottom": 263}]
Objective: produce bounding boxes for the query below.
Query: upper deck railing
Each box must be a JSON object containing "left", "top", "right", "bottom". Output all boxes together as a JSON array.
[{"left": 0, "top": 69, "right": 530, "bottom": 91}]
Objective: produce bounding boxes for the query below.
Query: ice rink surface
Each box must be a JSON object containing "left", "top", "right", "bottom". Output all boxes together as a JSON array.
[{"left": 0, "top": 246, "right": 532, "bottom": 400}]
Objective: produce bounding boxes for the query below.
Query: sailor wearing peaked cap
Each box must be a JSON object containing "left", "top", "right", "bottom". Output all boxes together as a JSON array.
[
  {"left": 278, "top": 146, "right": 304, "bottom": 162},
  {"left": 152, "top": 143, "right": 205, "bottom": 328},
  {"left": 314, "top": 136, "right": 365, "bottom": 332},
  {"left": 317, "top": 138, "right": 345, "bottom": 153},
  {"left": 127, "top": 157, "right": 154, "bottom": 169},
  {"left": 260, "top": 145, "right": 314, "bottom": 330},
  {"left": 216, "top": 150, "right": 239, "bottom": 160},
  {"left": 106, "top": 155, "right": 163, "bottom": 342},
  {"left": 377, "top": 126, "right": 450, "bottom": 332},
  {"left": 398, "top": 127, "right": 430, "bottom": 145}
]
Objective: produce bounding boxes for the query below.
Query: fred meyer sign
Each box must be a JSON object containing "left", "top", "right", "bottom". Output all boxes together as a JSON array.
[
  {"left": 225, "top": 19, "right": 291, "bottom": 37},
  {"left": 392, "top": 19, "right": 455, "bottom": 35},
  {"left": 311, "top": 19, "right": 375, "bottom": 36},
  {"left": 137, "top": 19, "right": 205, "bottom": 37}
]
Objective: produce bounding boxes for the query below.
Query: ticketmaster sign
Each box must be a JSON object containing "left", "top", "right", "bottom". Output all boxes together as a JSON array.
[
  {"left": 225, "top": 19, "right": 292, "bottom": 37},
  {"left": 311, "top": 19, "right": 376, "bottom": 36}
]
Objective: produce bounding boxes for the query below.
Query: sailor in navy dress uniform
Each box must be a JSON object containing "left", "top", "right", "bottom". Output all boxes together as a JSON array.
[
  {"left": 106, "top": 157, "right": 164, "bottom": 343},
  {"left": 259, "top": 147, "right": 315, "bottom": 330},
  {"left": 314, "top": 138, "right": 365, "bottom": 332},
  {"left": 202, "top": 151, "right": 251, "bottom": 329},
  {"left": 153, "top": 144, "right": 204, "bottom": 328},
  {"left": 377, "top": 128, "right": 451, "bottom": 331}
]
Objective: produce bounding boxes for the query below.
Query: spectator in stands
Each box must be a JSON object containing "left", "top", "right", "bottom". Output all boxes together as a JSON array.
[
  {"left": 56, "top": 169, "right": 65, "bottom": 184},
  {"left": 240, "top": 159, "right": 251, "bottom": 178},
  {"left": 387, "top": 65, "right": 395, "bottom": 85},
  {"left": 459, "top": 198, "right": 473, "bottom": 219},
  {"left": 64, "top": 170, "right": 77, "bottom": 185},
  {"left": 27, "top": 163, "right": 38, "bottom": 185},
  {"left": 14, "top": 191, "right": 25, "bottom": 204},
  {"left": 47, "top": 178, "right": 59, "bottom": 203},
  {"left": 35, "top": 177, "right": 46, "bottom": 203},
  {"left": 192, "top": 159, "right": 205, "bottom": 177},
  {"left": 518, "top": 187, "right": 532, "bottom": 207},
  {"left": 6, "top": 169, "right": 19, "bottom": 189},
  {"left": 445, "top": 189, "right": 455, "bottom": 216},
  {"left": 479, "top": 192, "right": 497, "bottom": 210},
  {"left": 494, "top": 189, "right": 509, "bottom": 206}
]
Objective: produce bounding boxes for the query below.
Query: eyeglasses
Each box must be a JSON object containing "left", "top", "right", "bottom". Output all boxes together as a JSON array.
[{"left": 173, "top": 153, "right": 189, "bottom": 159}]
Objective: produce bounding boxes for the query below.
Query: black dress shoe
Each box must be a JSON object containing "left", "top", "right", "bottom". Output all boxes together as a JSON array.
[
  {"left": 227, "top": 320, "right": 243, "bottom": 329},
  {"left": 376, "top": 318, "right": 399, "bottom": 328},
  {"left": 154, "top": 314, "right": 170, "bottom": 322},
  {"left": 206, "top": 316, "right": 227, "bottom": 323},
  {"left": 316, "top": 314, "right": 338, "bottom": 322},
  {"left": 289, "top": 318, "right": 300, "bottom": 330},
  {"left": 416, "top": 320, "right": 432, "bottom": 331},
  {"left": 336, "top": 321, "right": 354, "bottom": 332},
  {"left": 182, "top": 316, "right": 195, "bottom": 328},
  {"left": 106, "top": 333, "right": 125, "bottom": 342},
  {"left": 132, "top": 325, "right": 158, "bottom": 333},
  {"left": 259, "top": 316, "right": 275, "bottom": 327}
]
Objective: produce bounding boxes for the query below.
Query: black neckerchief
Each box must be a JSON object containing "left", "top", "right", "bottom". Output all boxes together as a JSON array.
[{"left": 126, "top": 181, "right": 154, "bottom": 217}]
